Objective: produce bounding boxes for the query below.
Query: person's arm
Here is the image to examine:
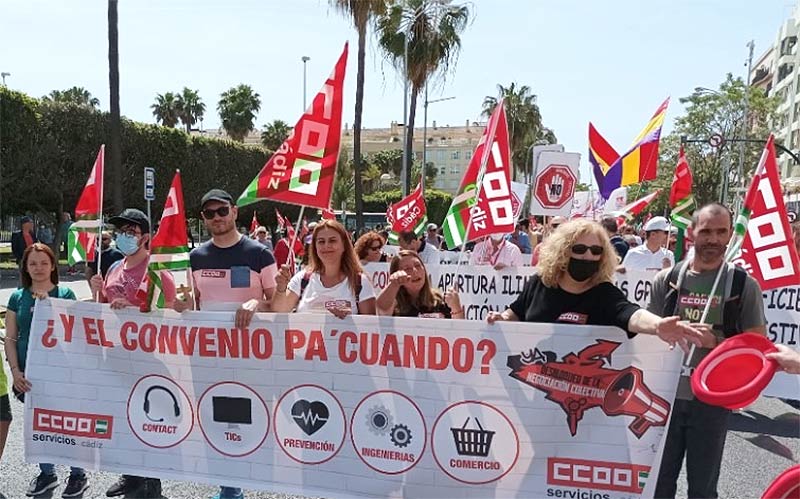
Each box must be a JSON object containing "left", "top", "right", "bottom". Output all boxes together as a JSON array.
[
  {"left": 375, "top": 270, "right": 409, "bottom": 315},
  {"left": 627, "top": 309, "right": 706, "bottom": 349},
  {"left": 357, "top": 298, "right": 376, "bottom": 315},
  {"left": 159, "top": 270, "right": 178, "bottom": 309},
  {"left": 765, "top": 344, "right": 800, "bottom": 374},
  {"left": 271, "top": 265, "right": 301, "bottom": 313},
  {"left": 487, "top": 308, "right": 519, "bottom": 324},
  {"left": 4, "top": 311, "right": 31, "bottom": 394},
  {"left": 444, "top": 288, "right": 463, "bottom": 319}
]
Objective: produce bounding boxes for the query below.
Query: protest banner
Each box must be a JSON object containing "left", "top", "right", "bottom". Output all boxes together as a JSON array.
[
  {"left": 761, "top": 286, "right": 800, "bottom": 398},
  {"left": 364, "top": 263, "right": 538, "bottom": 320},
  {"left": 26, "top": 298, "right": 680, "bottom": 498},
  {"left": 614, "top": 270, "right": 659, "bottom": 309}
]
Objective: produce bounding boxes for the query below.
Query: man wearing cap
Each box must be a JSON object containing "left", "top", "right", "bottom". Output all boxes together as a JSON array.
[
  {"left": 648, "top": 203, "right": 766, "bottom": 498},
  {"left": 175, "top": 189, "right": 277, "bottom": 499},
  {"left": 11, "top": 216, "right": 38, "bottom": 266},
  {"left": 398, "top": 230, "right": 440, "bottom": 265},
  {"left": 90, "top": 209, "right": 176, "bottom": 498},
  {"left": 253, "top": 226, "right": 273, "bottom": 250},
  {"left": 618, "top": 216, "right": 674, "bottom": 273},
  {"left": 425, "top": 223, "right": 444, "bottom": 249}
]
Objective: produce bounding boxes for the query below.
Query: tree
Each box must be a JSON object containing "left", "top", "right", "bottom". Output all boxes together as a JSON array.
[
  {"left": 261, "top": 119, "right": 292, "bottom": 151},
  {"left": 378, "top": 0, "right": 470, "bottom": 193},
  {"left": 643, "top": 73, "right": 779, "bottom": 217},
  {"left": 108, "top": 0, "right": 123, "bottom": 213},
  {"left": 482, "top": 82, "right": 557, "bottom": 182},
  {"left": 151, "top": 92, "right": 180, "bottom": 128},
  {"left": 332, "top": 155, "right": 355, "bottom": 210},
  {"left": 42, "top": 87, "right": 100, "bottom": 108},
  {"left": 176, "top": 87, "right": 206, "bottom": 133},
  {"left": 218, "top": 84, "right": 261, "bottom": 142},
  {"left": 331, "top": 0, "right": 388, "bottom": 229}
]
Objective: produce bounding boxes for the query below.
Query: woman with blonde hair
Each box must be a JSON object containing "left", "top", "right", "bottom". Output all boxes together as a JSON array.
[
  {"left": 488, "top": 219, "right": 704, "bottom": 348},
  {"left": 354, "top": 231, "right": 387, "bottom": 265},
  {"left": 272, "top": 219, "right": 376, "bottom": 318},
  {"left": 376, "top": 250, "right": 462, "bottom": 318}
]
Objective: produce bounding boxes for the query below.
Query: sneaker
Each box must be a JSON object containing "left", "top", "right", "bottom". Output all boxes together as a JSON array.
[
  {"left": 26, "top": 472, "right": 59, "bottom": 496},
  {"left": 62, "top": 474, "right": 89, "bottom": 498},
  {"left": 106, "top": 475, "right": 144, "bottom": 497}
]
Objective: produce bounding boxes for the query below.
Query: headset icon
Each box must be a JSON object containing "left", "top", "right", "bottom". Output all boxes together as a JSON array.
[{"left": 143, "top": 385, "right": 180, "bottom": 422}]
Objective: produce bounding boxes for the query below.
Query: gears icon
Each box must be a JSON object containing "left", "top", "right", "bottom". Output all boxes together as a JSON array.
[
  {"left": 390, "top": 424, "right": 412, "bottom": 448},
  {"left": 366, "top": 405, "right": 393, "bottom": 436}
]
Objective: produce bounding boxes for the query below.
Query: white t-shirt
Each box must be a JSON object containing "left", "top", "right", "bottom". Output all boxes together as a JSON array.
[
  {"left": 622, "top": 244, "right": 675, "bottom": 271},
  {"left": 417, "top": 241, "right": 440, "bottom": 265},
  {"left": 288, "top": 271, "right": 376, "bottom": 314},
  {"left": 469, "top": 239, "right": 524, "bottom": 267}
]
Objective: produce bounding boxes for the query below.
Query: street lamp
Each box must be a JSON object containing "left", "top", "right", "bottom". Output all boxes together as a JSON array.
[
  {"left": 0, "top": 72, "right": 9, "bottom": 86},
  {"left": 301, "top": 56, "right": 310, "bottom": 111},
  {"left": 422, "top": 90, "right": 455, "bottom": 195}
]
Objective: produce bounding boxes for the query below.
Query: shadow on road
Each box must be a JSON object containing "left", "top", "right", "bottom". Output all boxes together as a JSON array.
[{"left": 729, "top": 410, "right": 800, "bottom": 438}]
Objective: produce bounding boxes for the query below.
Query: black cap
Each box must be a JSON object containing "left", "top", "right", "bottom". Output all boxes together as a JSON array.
[
  {"left": 19, "top": 216, "right": 33, "bottom": 225},
  {"left": 108, "top": 208, "right": 150, "bottom": 233},
  {"left": 201, "top": 189, "right": 234, "bottom": 208}
]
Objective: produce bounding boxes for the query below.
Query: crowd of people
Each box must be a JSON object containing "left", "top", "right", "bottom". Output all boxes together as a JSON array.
[{"left": 2, "top": 193, "right": 800, "bottom": 499}]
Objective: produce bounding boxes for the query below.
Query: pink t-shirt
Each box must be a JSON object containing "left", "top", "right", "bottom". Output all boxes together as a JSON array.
[{"left": 102, "top": 256, "right": 177, "bottom": 306}]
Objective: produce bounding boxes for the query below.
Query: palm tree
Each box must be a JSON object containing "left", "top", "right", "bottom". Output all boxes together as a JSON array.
[
  {"left": 175, "top": 87, "right": 206, "bottom": 133},
  {"left": 331, "top": 0, "right": 388, "bottom": 229},
  {"left": 261, "top": 119, "right": 292, "bottom": 151},
  {"left": 151, "top": 92, "right": 180, "bottom": 128},
  {"left": 482, "top": 82, "right": 557, "bottom": 181},
  {"left": 378, "top": 0, "right": 469, "bottom": 193},
  {"left": 217, "top": 84, "right": 261, "bottom": 142},
  {"left": 108, "top": 0, "right": 123, "bottom": 213},
  {"left": 42, "top": 87, "right": 100, "bottom": 108}
]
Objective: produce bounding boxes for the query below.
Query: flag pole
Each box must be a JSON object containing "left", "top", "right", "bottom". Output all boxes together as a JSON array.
[
  {"left": 96, "top": 145, "right": 106, "bottom": 303},
  {"left": 453, "top": 102, "right": 504, "bottom": 284},
  {"left": 288, "top": 206, "right": 306, "bottom": 272}
]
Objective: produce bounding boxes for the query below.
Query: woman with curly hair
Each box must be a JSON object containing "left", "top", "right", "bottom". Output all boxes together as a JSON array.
[
  {"left": 354, "top": 231, "right": 387, "bottom": 265},
  {"left": 376, "top": 250, "right": 461, "bottom": 318},
  {"left": 272, "top": 219, "right": 376, "bottom": 318},
  {"left": 487, "top": 219, "right": 704, "bottom": 348}
]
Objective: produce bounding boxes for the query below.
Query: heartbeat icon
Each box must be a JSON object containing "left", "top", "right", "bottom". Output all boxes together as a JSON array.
[{"left": 290, "top": 399, "right": 330, "bottom": 436}]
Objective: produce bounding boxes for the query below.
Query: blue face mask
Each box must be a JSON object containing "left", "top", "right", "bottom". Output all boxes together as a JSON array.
[{"left": 115, "top": 233, "right": 140, "bottom": 256}]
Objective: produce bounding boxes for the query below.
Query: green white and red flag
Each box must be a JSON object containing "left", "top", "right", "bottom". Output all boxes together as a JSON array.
[
  {"left": 67, "top": 145, "right": 104, "bottom": 265},
  {"left": 729, "top": 134, "right": 800, "bottom": 289},
  {"left": 669, "top": 145, "right": 694, "bottom": 229},
  {"left": 250, "top": 211, "right": 260, "bottom": 234},
  {"left": 610, "top": 189, "right": 661, "bottom": 222},
  {"left": 136, "top": 170, "right": 190, "bottom": 311},
  {"left": 386, "top": 183, "right": 428, "bottom": 244},
  {"left": 442, "top": 100, "right": 514, "bottom": 249},
  {"left": 238, "top": 43, "right": 348, "bottom": 209}
]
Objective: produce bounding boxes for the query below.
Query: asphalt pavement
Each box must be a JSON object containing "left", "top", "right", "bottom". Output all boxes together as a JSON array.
[{"left": 1, "top": 273, "right": 798, "bottom": 498}]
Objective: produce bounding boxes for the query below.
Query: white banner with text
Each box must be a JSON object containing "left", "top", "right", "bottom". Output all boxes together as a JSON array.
[{"left": 25, "top": 298, "right": 680, "bottom": 498}]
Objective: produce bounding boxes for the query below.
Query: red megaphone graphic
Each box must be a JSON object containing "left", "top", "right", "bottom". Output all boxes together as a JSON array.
[{"left": 602, "top": 367, "right": 670, "bottom": 438}]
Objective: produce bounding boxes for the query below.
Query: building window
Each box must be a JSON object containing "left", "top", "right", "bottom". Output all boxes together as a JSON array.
[
  {"left": 450, "top": 166, "right": 460, "bottom": 175},
  {"left": 437, "top": 150, "right": 445, "bottom": 161},
  {"left": 439, "top": 167, "right": 445, "bottom": 176},
  {"left": 465, "top": 150, "right": 472, "bottom": 160},
  {"left": 451, "top": 151, "right": 460, "bottom": 160}
]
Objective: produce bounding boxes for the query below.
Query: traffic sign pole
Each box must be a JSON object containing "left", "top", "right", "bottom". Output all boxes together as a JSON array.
[{"left": 144, "top": 167, "right": 155, "bottom": 240}]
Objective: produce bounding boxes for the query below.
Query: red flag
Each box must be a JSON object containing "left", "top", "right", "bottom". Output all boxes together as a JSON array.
[
  {"left": 321, "top": 208, "right": 336, "bottom": 220},
  {"left": 136, "top": 170, "right": 190, "bottom": 311},
  {"left": 441, "top": 101, "right": 514, "bottom": 248},
  {"left": 250, "top": 211, "right": 260, "bottom": 234},
  {"left": 238, "top": 43, "right": 348, "bottom": 209},
  {"left": 68, "top": 145, "right": 105, "bottom": 264},
  {"left": 669, "top": 146, "right": 693, "bottom": 207},
  {"left": 732, "top": 135, "right": 800, "bottom": 290},
  {"left": 387, "top": 183, "right": 428, "bottom": 235},
  {"left": 275, "top": 209, "right": 286, "bottom": 230},
  {"left": 612, "top": 190, "right": 661, "bottom": 219},
  {"left": 300, "top": 216, "right": 309, "bottom": 240}
]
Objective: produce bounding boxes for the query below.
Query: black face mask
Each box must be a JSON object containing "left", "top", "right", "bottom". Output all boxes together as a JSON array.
[{"left": 567, "top": 258, "right": 600, "bottom": 282}]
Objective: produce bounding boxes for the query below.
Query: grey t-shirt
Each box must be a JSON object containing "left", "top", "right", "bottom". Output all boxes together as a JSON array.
[{"left": 648, "top": 262, "right": 766, "bottom": 400}]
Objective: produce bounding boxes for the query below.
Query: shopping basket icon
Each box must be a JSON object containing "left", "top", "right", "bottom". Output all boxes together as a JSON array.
[{"left": 451, "top": 417, "right": 495, "bottom": 457}]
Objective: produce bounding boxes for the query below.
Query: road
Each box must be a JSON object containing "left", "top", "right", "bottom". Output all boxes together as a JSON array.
[{"left": 1, "top": 275, "right": 798, "bottom": 498}]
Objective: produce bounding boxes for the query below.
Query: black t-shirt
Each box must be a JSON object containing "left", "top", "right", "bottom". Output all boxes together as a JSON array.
[
  {"left": 395, "top": 299, "right": 452, "bottom": 319},
  {"left": 509, "top": 274, "right": 639, "bottom": 332},
  {"left": 87, "top": 247, "right": 125, "bottom": 278}
]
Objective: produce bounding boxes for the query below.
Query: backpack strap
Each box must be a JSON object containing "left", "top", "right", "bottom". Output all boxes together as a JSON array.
[
  {"left": 662, "top": 260, "right": 688, "bottom": 317},
  {"left": 722, "top": 264, "right": 747, "bottom": 338}
]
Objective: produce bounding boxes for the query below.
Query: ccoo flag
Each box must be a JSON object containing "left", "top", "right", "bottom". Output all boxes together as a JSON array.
[
  {"left": 67, "top": 145, "right": 105, "bottom": 266},
  {"left": 238, "top": 43, "right": 348, "bottom": 209},
  {"left": 136, "top": 170, "right": 190, "bottom": 311},
  {"left": 386, "top": 183, "right": 428, "bottom": 244},
  {"left": 442, "top": 100, "right": 514, "bottom": 249}
]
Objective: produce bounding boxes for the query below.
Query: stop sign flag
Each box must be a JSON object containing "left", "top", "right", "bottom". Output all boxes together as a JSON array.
[{"left": 530, "top": 151, "right": 580, "bottom": 217}]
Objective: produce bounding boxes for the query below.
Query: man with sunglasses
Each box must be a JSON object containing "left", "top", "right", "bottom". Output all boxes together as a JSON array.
[
  {"left": 92, "top": 209, "right": 175, "bottom": 498},
  {"left": 175, "top": 189, "right": 277, "bottom": 499},
  {"left": 618, "top": 216, "right": 674, "bottom": 273}
]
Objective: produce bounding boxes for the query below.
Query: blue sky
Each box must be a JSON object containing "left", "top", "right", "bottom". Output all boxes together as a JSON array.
[{"left": 1, "top": 0, "right": 794, "bottom": 181}]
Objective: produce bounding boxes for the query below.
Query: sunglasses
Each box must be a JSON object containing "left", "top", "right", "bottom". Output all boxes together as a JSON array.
[
  {"left": 202, "top": 206, "right": 230, "bottom": 219},
  {"left": 572, "top": 244, "right": 604, "bottom": 256}
]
